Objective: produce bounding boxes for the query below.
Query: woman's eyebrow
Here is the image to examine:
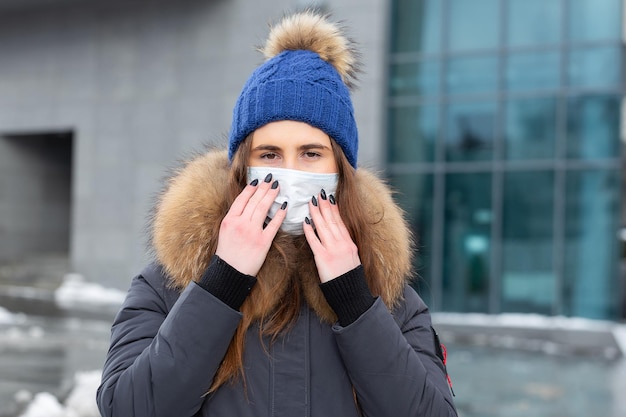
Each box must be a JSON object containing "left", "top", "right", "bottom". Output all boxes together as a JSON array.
[
  {"left": 298, "top": 143, "right": 331, "bottom": 151},
  {"left": 251, "top": 143, "right": 331, "bottom": 152},
  {"left": 251, "top": 144, "right": 282, "bottom": 152}
]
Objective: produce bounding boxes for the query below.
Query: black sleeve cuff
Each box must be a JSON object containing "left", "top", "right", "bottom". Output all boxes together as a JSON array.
[
  {"left": 319, "top": 265, "right": 375, "bottom": 326},
  {"left": 197, "top": 255, "right": 257, "bottom": 311}
]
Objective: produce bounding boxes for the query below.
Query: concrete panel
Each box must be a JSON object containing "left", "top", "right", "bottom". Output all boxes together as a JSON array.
[
  {"left": 176, "top": 97, "right": 227, "bottom": 148},
  {"left": 93, "top": 101, "right": 135, "bottom": 163},
  {"left": 93, "top": 10, "right": 139, "bottom": 101},
  {"left": 178, "top": 59, "right": 225, "bottom": 98},
  {"left": 91, "top": 229, "right": 130, "bottom": 263},
  {"left": 70, "top": 230, "right": 93, "bottom": 272},
  {"left": 91, "top": 161, "right": 134, "bottom": 227},
  {"left": 130, "top": 100, "right": 180, "bottom": 163},
  {"left": 89, "top": 261, "right": 135, "bottom": 291}
]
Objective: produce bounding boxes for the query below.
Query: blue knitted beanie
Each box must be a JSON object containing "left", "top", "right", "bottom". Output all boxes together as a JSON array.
[{"left": 228, "top": 12, "right": 360, "bottom": 168}]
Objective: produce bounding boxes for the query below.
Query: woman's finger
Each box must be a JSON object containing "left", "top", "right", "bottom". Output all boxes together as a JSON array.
[
  {"left": 308, "top": 192, "right": 340, "bottom": 245},
  {"left": 250, "top": 179, "right": 281, "bottom": 226},
  {"left": 327, "top": 193, "right": 352, "bottom": 241},
  {"left": 240, "top": 173, "right": 274, "bottom": 221},
  {"left": 227, "top": 179, "right": 261, "bottom": 217},
  {"left": 303, "top": 215, "right": 324, "bottom": 252},
  {"left": 262, "top": 200, "right": 288, "bottom": 236},
  {"left": 307, "top": 195, "right": 333, "bottom": 245}
]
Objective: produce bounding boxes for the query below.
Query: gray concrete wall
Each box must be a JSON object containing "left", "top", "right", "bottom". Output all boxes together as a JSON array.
[{"left": 0, "top": 0, "right": 388, "bottom": 289}]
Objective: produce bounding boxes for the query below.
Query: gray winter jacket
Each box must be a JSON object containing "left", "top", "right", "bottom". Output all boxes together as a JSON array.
[
  {"left": 96, "top": 150, "right": 457, "bottom": 416},
  {"left": 97, "top": 263, "right": 456, "bottom": 417}
]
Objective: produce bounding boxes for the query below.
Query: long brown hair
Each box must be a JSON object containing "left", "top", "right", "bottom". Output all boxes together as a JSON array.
[{"left": 207, "top": 135, "right": 388, "bottom": 393}]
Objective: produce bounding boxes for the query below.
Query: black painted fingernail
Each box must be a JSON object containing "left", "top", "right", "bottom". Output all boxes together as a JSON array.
[
  {"left": 281, "top": 201, "right": 287, "bottom": 210},
  {"left": 311, "top": 196, "right": 318, "bottom": 207},
  {"left": 264, "top": 173, "right": 272, "bottom": 183},
  {"left": 320, "top": 189, "right": 327, "bottom": 200},
  {"left": 271, "top": 180, "right": 279, "bottom": 189},
  {"left": 249, "top": 178, "right": 258, "bottom": 186},
  {"left": 329, "top": 194, "right": 336, "bottom": 205},
  {"left": 304, "top": 217, "right": 311, "bottom": 225}
]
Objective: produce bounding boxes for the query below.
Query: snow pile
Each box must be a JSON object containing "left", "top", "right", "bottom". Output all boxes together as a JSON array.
[
  {"left": 54, "top": 274, "right": 126, "bottom": 310},
  {"left": 18, "top": 392, "right": 65, "bottom": 417},
  {"left": 17, "top": 371, "right": 101, "bottom": 417},
  {"left": 614, "top": 325, "right": 626, "bottom": 357},
  {"left": 0, "top": 306, "right": 14, "bottom": 324},
  {"left": 433, "top": 312, "right": 616, "bottom": 331},
  {"left": 64, "top": 371, "right": 102, "bottom": 417}
]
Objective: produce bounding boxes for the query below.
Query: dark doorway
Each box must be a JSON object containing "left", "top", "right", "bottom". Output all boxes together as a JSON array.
[{"left": 0, "top": 130, "right": 73, "bottom": 287}]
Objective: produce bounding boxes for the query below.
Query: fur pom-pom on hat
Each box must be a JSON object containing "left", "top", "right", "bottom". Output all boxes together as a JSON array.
[
  {"left": 228, "top": 11, "right": 361, "bottom": 168},
  {"left": 260, "top": 12, "right": 360, "bottom": 89}
]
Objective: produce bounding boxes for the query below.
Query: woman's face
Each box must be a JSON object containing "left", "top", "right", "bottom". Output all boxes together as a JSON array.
[{"left": 247, "top": 121, "right": 338, "bottom": 173}]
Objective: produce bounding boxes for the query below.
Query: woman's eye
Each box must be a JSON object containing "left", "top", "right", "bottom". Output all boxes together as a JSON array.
[
  {"left": 261, "top": 153, "right": 279, "bottom": 160},
  {"left": 303, "top": 151, "right": 321, "bottom": 159}
]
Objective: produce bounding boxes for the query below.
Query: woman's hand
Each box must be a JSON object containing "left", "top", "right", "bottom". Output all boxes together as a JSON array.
[
  {"left": 215, "top": 174, "right": 286, "bottom": 276},
  {"left": 304, "top": 190, "right": 361, "bottom": 283}
]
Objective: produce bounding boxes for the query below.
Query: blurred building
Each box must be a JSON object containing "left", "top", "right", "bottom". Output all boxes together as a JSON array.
[
  {"left": 387, "top": 0, "right": 624, "bottom": 320},
  {"left": 0, "top": 0, "right": 623, "bottom": 320}
]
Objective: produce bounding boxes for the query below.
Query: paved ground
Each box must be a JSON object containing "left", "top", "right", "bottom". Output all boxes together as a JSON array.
[
  {"left": 0, "top": 313, "right": 111, "bottom": 416},
  {"left": 434, "top": 314, "right": 626, "bottom": 417},
  {"left": 447, "top": 343, "right": 626, "bottom": 417}
]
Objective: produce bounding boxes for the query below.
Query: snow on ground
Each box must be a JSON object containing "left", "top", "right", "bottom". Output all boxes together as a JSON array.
[
  {"left": 0, "top": 305, "right": 14, "bottom": 324},
  {"left": 614, "top": 325, "right": 626, "bottom": 357},
  {"left": 433, "top": 312, "right": 626, "bottom": 356},
  {"left": 17, "top": 371, "right": 101, "bottom": 417},
  {"left": 433, "top": 312, "right": 617, "bottom": 331},
  {"left": 54, "top": 273, "right": 126, "bottom": 310}
]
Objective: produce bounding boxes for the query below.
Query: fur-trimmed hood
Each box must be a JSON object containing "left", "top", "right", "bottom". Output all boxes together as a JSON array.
[{"left": 151, "top": 150, "right": 414, "bottom": 323}]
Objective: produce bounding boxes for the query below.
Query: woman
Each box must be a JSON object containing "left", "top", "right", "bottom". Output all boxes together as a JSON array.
[{"left": 97, "top": 11, "right": 457, "bottom": 417}]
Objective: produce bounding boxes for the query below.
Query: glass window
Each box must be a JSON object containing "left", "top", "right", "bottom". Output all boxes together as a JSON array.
[
  {"left": 391, "top": 0, "right": 441, "bottom": 54},
  {"left": 563, "top": 169, "right": 621, "bottom": 319},
  {"left": 569, "top": 0, "right": 622, "bottom": 43},
  {"left": 504, "top": 97, "right": 558, "bottom": 160},
  {"left": 449, "top": 0, "right": 499, "bottom": 52},
  {"left": 507, "top": 0, "right": 562, "bottom": 47},
  {"left": 568, "top": 46, "right": 622, "bottom": 89},
  {"left": 506, "top": 51, "right": 560, "bottom": 92},
  {"left": 388, "top": 173, "right": 435, "bottom": 305},
  {"left": 501, "top": 171, "right": 555, "bottom": 314},
  {"left": 446, "top": 56, "right": 498, "bottom": 96},
  {"left": 388, "top": 105, "right": 438, "bottom": 163},
  {"left": 445, "top": 101, "right": 496, "bottom": 162},
  {"left": 566, "top": 95, "right": 621, "bottom": 160},
  {"left": 442, "top": 173, "right": 492, "bottom": 312},
  {"left": 389, "top": 60, "right": 440, "bottom": 98}
]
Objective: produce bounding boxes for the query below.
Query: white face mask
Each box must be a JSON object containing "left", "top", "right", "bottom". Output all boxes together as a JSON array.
[{"left": 247, "top": 166, "right": 338, "bottom": 235}]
